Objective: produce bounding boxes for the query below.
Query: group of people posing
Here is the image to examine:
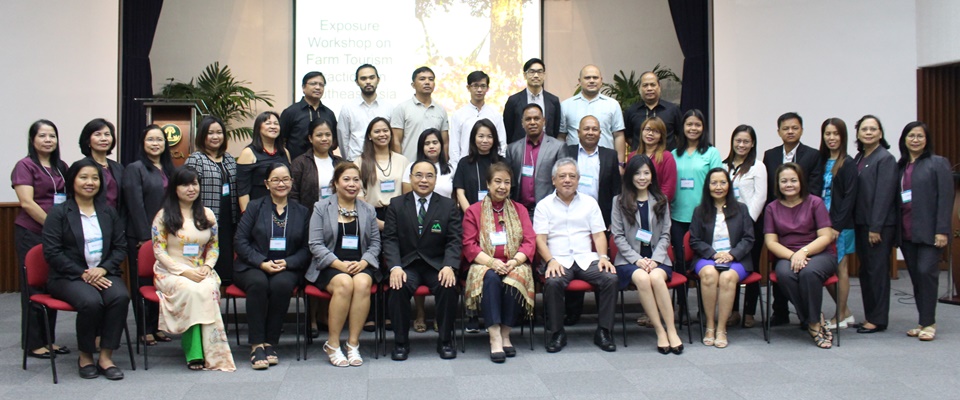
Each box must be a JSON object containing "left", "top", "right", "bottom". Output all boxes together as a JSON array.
[{"left": 13, "top": 59, "right": 954, "bottom": 377}]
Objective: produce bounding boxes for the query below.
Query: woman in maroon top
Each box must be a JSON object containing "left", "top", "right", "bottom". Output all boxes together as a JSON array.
[
  {"left": 763, "top": 163, "right": 837, "bottom": 349},
  {"left": 626, "top": 117, "right": 677, "bottom": 202},
  {"left": 12, "top": 119, "right": 70, "bottom": 359},
  {"left": 462, "top": 162, "right": 535, "bottom": 363},
  {"left": 896, "top": 121, "right": 953, "bottom": 341},
  {"left": 79, "top": 118, "right": 124, "bottom": 212}
]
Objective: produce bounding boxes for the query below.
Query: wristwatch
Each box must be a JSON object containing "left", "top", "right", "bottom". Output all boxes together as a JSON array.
[
  {"left": 801, "top": 247, "right": 810, "bottom": 255},
  {"left": 601, "top": 255, "right": 610, "bottom": 260}
]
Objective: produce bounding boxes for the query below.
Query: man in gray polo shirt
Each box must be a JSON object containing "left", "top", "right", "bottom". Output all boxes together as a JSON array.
[{"left": 391, "top": 66, "right": 450, "bottom": 161}]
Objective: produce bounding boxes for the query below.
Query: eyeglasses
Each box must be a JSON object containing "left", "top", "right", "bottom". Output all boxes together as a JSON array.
[
  {"left": 267, "top": 177, "right": 292, "bottom": 185},
  {"left": 412, "top": 173, "right": 436, "bottom": 181},
  {"left": 525, "top": 69, "right": 545, "bottom": 76},
  {"left": 468, "top": 84, "right": 488, "bottom": 90},
  {"left": 641, "top": 127, "right": 659, "bottom": 134}
]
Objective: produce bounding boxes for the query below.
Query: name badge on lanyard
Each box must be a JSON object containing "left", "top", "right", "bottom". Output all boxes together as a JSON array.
[
  {"left": 680, "top": 178, "right": 695, "bottom": 190},
  {"left": 342, "top": 235, "right": 359, "bottom": 250},
  {"left": 578, "top": 175, "right": 595, "bottom": 188},
  {"left": 54, "top": 193, "right": 67, "bottom": 204},
  {"left": 478, "top": 190, "right": 488, "bottom": 201},
  {"left": 733, "top": 187, "right": 741, "bottom": 200},
  {"left": 183, "top": 243, "right": 201, "bottom": 257},
  {"left": 380, "top": 180, "right": 396, "bottom": 193},
  {"left": 521, "top": 165, "right": 534, "bottom": 177},
  {"left": 269, "top": 237, "right": 286, "bottom": 251},
  {"left": 490, "top": 230, "right": 508, "bottom": 246},
  {"left": 86, "top": 237, "right": 103, "bottom": 254},
  {"left": 635, "top": 229, "right": 653, "bottom": 244},
  {"left": 320, "top": 186, "right": 333, "bottom": 198},
  {"left": 222, "top": 183, "right": 231, "bottom": 196},
  {"left": 901, "top": 189, "right": 912, "bottom": 203},
  {"left": 713, "top": 238, "right": 732, "bottom": 252}
]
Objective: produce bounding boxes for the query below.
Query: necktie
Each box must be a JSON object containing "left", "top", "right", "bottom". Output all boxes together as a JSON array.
[{"left": 418, "top": 197, "right": 427, "bottom": 234}]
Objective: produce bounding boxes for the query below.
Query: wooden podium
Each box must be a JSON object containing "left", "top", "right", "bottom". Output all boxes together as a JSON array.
[{"left": 142, "top": 100, "right": 202, "bottom": 166}]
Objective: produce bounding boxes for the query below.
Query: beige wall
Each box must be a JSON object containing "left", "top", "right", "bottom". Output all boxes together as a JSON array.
[{"left": 151, "top": 0, "right": 683, "bottom": 154}]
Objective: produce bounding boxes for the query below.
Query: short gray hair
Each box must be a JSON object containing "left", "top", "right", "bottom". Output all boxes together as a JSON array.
[{"left": 551, "top": 157, "right": 579, "bottom": 178}]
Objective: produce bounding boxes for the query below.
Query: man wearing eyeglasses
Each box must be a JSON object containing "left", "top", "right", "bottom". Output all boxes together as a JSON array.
[
  {"left": 384, "top": 160, "right": 463, "bottom": 360},
  {"left": 280, "top": 71, "right": 338, "bottom": 160},
  {"left": 503, "top": 58, "right": 561, "bottom": 144},
  {"left": 449, "top": 71, "right": 508, "bottom": 163}
]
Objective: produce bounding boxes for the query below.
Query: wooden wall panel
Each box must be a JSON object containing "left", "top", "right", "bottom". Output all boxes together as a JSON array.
[
  {"left": 917, "top": 63, "right": 960, "bottom": 168},
  {"left": 0, "top": 203, "right": 21, "bottom": 293}
]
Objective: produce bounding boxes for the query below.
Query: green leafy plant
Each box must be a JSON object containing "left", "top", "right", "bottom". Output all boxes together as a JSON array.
[{"left": 156, "top": 62, "right": 274, "bottom": 141}]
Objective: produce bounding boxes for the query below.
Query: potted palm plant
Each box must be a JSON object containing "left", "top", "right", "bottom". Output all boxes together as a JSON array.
[{"left": 156, "top": 62, "right": 274, "bottom": 141}]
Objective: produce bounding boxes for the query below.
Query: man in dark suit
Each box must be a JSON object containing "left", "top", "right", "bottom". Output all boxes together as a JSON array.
[
  {"left": 562, "top": 115, "right": 622, "bottom": 324},
  {"left": 384, "top": 160, "right": 462, "bottom": 360},
  {"left": 623, "top": 71, "right": 683, "bottom": 151},
  {"left": 502, "top": 58, "right": 561, "bottom": 143},
  {"left": 761, "top": 112, "right": 824, "bottom": 325}
]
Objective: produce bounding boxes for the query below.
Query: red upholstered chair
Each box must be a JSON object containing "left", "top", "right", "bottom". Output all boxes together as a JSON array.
[
  {"left": 302, "top": 282, "right": 380, "bottom": 360},
  {"left": 137, "top": 242, "right": 160, "bottom": 369},
  {"left": 765, "top": 246, "right": 840, "bottom": 346},
  {"left": 22, "top": 244, "right": 136, "bottom": 383}
]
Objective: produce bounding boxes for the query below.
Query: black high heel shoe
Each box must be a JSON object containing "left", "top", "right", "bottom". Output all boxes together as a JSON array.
[
  {"left": 670, "top": 344, "right": 684, "bottom": 355},
  {"left": 657, "top": 346, "right": 670, "bottom": 355}
]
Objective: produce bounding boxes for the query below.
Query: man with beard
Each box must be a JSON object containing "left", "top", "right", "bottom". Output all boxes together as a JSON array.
[
  {"left": 337, "top": 64, "right": 395, "bottom": 162},
  {"left": 280, "top": 71, "right": 338, "bottom": 159}
]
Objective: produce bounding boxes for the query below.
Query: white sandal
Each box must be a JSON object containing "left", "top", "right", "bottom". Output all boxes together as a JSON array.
[
  {"left": 345, "top": 342, "right": 363, "bottom": 366},
  {"left": 323, "top": 342, "right": 349, "bottom": 367}
]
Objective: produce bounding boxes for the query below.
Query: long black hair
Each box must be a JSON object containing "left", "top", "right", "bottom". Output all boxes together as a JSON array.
[
  {"left": 675, "top": 109, "right": 711, "bottom": 157},
  {"left": 466, "top": 119, "right": 503, "bottom": 163},
  {"left": 140, "top": 124, "right": 175, "bottom": 177},
  {"left": 897, "top": 121, "right": 933, "bottom": 168},
  {"left": 250, "top": 111, "right": 285, "bottom": 152},
  {"left": 693, "top": 167, "right": 738, "bottom": 223},
  {"left": 818, "top": 118, "right": 849, "bottom": 176},
  {"left": 27, "top": 119, "right": 66, "bottom": 176},
  {"left": 416, "top": 128, "right": 451, "bottom": 175},
  {"left": 161, "top": 166, "right": 214, "bottom": 233},
  {"left": 359, "top": 117, "right": 392, "bottom": 188},
  {"left": 65, "top": 158, "right": 104, "bottom": 200},
  {"left": 854, "top": 114, "right": 891, "bottom": 152},
  {"left": 618, "top": 155, "right": 668, "bottom": 225},
  {"left": 723, "top": 125, "right": 757, "bottom": 178}
]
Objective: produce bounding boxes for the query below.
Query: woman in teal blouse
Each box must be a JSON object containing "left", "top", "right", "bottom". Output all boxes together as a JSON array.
[{"left": 670, "top": 109, "right": 722, "bottom": 272}]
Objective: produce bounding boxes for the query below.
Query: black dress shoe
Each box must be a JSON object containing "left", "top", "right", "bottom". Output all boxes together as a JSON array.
[
  {"left": 670, "top": 344, "right": 684, "bottom": 355},
  {"left": 78, "top": 359, "right": 98, "bottom": 379},
  {"left": 490, "top": 351, "right": 506, "bottom": 363},
  {"left": 856, "top": 324, "right": 887, "bottom": 334},
  {"left": 465, "top": 317, "right": 481, "bottom": 333},
  {"left": 391, "top": 344, "right": 409, "bottom": 361},
  {"left": 594, "top": 328, "right": 616, "bottom": 352},
  {"left": 27, "top": 351, "right": 53, "bottom": 359},
  {"left": 98, "top": 364, "right": 124, "bottom": 380},
  {"left": 545, "top": 331, "right": 567, "bottom": 353},
  {"left": 770, "top": 314, "right": 790, "bottom": 326},
  {"left": 437, "top": 341, "right": 457, "bottom": 359},
  {"left": 53, "top": 346, "right": 70, "bottom": 355},
  {"left": 503, "top": 346, "right": 516, "bottom": 357}
]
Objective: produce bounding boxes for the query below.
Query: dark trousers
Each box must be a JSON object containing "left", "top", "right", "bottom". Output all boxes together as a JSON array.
[
  {"left": 47, "top": 276, "right": 129, "bottom": 354},
  {"left": 389, "top": 262, "right": 458, "bottom": 344},
  {"left": 669, "top": 220, "right": 691, "bottom": 273},
  {"left": 215, "top": 212, "right": 235, "bottom": 284},
  {"left": 733, "top": 218, "right": 764, "bottom": 315},
  {"left": 855, "top": 224, "right": 895, "bottom": 326},
  {"left": 16, "top": 226, "right": 56, "bottom": 351},
  {"left": 480, "top": 269, "right": 523, "bottom": 328},
  {"left": 774, "top": 252, "right": 837, "bottom": 325},
  {"left": 543, "top": 260, "right": 617, "bottom": 334},
  {"left": 127, "top": 241, "right": 159, "bottom": 338},
  {"left": 234, "top": 268, "right": 300, "bottom": 345},
  {"left": 901, "top": 241, "right": 942, "bottom": 326}
]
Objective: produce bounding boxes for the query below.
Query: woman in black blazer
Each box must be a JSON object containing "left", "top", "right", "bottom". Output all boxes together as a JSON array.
[
  {"left": 852, "top": 115, "right": 898, "bottom": 334},
  {"left": 689, "top": 168, "right": 754, "bottom": 348},
  {"left": 308, "top": 162, "right": 381, "bottom": 367},
  {"left": 290, "top": 118, "right": 344, "bottom": 210},
  {"left": 122, "top": 124, "right": 175, "bottom": 345},
  {"left": 896, "top": 121, "right": 954, "bottom": 341},
  {"left": 818, "top": 118, "right": 858, "bottom": 330},
  {"left": 234, "top": 163, "right": 310, "bottom": 369},
  {"left": 79, "top": 119, "right": 124, "bottom": 213},
  {"left": 42, "top": 158, "right": 129, "bottom": 380}
]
